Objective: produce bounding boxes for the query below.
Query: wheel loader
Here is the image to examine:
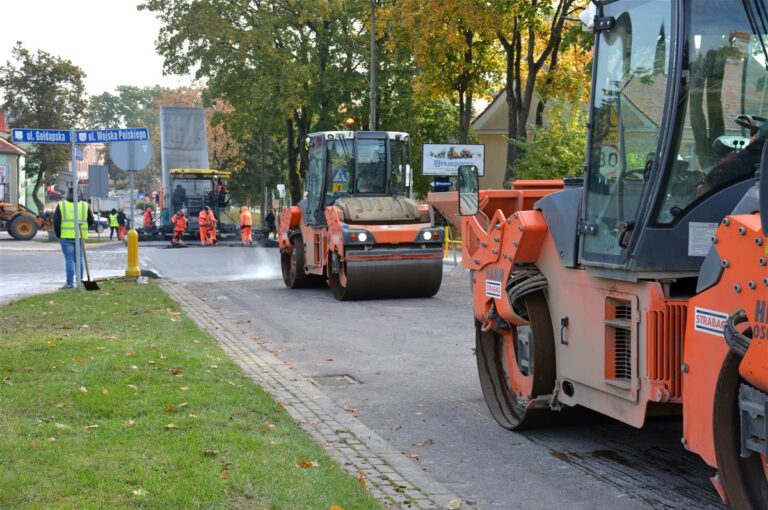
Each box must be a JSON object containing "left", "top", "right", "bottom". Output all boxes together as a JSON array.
[
  {"left": 444, "top": 1, "right": 768, "bottom": 506},
  {"left": 0, "top": 202, "right": 52, "bottom": 240},
  {"left": 279, "top": 131, "right": 443, "bottom": 300}
]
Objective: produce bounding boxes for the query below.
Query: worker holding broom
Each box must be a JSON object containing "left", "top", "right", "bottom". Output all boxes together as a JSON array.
[
  {"left": 171, "top": 210, "right": 186, "bottom": 246},
  {"left": 240, "top": 206, "right": 252, "bottom": 246},
  {"left": 198, "top": 207, "right": 209, "bottom": 245}
]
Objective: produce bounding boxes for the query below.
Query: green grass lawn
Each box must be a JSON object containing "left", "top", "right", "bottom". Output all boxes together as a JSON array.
[{"left": 0, "top": 280, "right": 381, "bottom": 510}]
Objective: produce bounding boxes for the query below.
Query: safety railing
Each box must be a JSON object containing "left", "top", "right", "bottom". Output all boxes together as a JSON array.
[{"left": 443, "top": 226, "right": 462, "bottom": 267}]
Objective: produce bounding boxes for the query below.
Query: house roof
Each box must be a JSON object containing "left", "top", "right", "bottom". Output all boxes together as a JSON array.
[{"left": 0, "top": 137, "right": 26, "bottom": 156}]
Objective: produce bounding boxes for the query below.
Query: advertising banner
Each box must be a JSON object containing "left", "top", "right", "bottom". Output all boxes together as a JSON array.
[{"left": 422, "top": 144, "right": 484, "bottom": 176}]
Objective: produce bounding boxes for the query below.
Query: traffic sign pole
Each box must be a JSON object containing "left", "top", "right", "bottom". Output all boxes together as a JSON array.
[{"left": 71, "top": 128, "right": 82, "bottom": 290}]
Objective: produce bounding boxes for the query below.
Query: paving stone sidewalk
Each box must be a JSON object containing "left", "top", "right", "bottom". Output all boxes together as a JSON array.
[{"left": 159, "top": 279, "right": 465, "bottom": 510}]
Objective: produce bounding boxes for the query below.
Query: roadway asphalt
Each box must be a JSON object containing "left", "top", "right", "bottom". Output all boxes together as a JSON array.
[{"left": 1, "top": 238, "right": 726, "bottom": 509}]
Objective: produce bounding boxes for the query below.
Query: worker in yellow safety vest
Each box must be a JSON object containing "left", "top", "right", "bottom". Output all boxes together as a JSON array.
[
  {"left": 53, "top": 188, "right": 94, "bottom": 289},
  {"left": 108, "top": 208, "right": 119, "bottom": 240}
]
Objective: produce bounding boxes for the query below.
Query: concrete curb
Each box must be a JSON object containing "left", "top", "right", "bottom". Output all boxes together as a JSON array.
[{"left": 158, "top": 279, "right": 465, "bottom": 510}]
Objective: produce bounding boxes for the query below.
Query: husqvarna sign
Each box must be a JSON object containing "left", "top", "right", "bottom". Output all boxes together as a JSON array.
[{"left": 422, "top": 143, "right": 484, "bottom": 176}]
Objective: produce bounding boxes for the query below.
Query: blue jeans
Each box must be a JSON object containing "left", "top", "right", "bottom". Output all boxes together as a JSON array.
[{"left": 60, "top": 239, "right": 84, "bottom": 286}]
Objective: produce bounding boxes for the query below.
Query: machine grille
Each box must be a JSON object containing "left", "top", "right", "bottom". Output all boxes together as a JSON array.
[
  {"left": 647, "top": 303, "right": 687, "bottom": 400},
  {"left": 605, "top": 297, "right": 633, "bottom": 385}
]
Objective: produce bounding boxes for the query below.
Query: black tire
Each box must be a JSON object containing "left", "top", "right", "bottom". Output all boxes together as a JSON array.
[
  {"left": 476, "top": 292, "right": 557, "bottom": 430},
  {"left": 9, "top": 215, "right": 38, "bottom": 240},
  {"left": 328, "top": 252, "right": 350, "bottom": 300},
  {"left": 713, "top": 352, "right": 768, "bottom": 509},
  {"left": 281, "top": 235, "right": 307, "bottom": 288}
]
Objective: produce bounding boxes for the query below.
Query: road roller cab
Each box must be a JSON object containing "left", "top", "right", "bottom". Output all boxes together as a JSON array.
[
  {"left": 279, "top": 131, "right": 444, "bottom": 300},
  {"left": 450, "top": 1, "right": 768, "bottom": 506}
]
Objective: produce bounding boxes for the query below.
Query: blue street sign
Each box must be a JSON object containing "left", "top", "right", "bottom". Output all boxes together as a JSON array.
[
  {"left": 75, "top": 128, "right": 148, "bottom": 144},
  {"left": 11, "top": 128, "right": 71, "bottom": 144}
]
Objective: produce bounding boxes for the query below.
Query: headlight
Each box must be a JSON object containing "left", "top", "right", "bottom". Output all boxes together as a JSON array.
[
  {"left": 423, "top": 231, "right": 433, "bottom": 241},
  {"left": 358, "top": 232, "right": 368, "bottom": 242}
]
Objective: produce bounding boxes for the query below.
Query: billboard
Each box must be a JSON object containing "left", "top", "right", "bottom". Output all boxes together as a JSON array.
[
  {"left": 159, "top": 106, "right": 209, "bottom": 194},
  {"left": 422, "top": 144, "right": 484, "bottom": 176}
]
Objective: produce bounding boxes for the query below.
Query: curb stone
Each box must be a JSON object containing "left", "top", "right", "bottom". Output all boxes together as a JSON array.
[{"left": 158, "top": 279, "right": 468, "bottom": 510}]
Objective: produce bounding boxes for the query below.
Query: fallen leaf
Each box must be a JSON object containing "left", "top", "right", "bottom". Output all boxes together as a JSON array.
[
  {"left": 177, "top": 402, "right": 188, "bottom": 408},
  {"left": 204, "top": 449, "right": 219, "bottom": 457},
  {"left": 132, "top": 488, "right": 147, "bottom": 497},
  {"left": 446, "top": 498, "right": 462, "bottom": 510},
  {"left": 125, "top": 352, "right": 135, "bottom": 356},
  {"left": 220, "top": 469, "right": 230, "bottom": 479},
  {"left": 180, "top": 386, "right": 189, "bottom": 391},
  {"left": 54, "top": 422, "right": 69, "bottom": 430},
  {"left": 165, "top": 423, "right": 176, "bottom": 430},
  {"left": 330, "top": 506, "right": 344, "bottom": 510},
  {"left": 130, "top": 365, "right": 139, "bottom": 370},
  {"left": 170, "top": 367, "right": 184, "bottom": 375},
  {"left": 84, "top": 424, "right": 99, "bottom": 431},
  {"left": 326, "top": 358, "right": 335, "bottom": 362},
  {"left": 124, "top": 419, "right": 135, "bottom": 427},
  {"left": 209, "top": 365, "right": 218, "bottom": 369},
  {"left": 147, "top": 360, "right": 156, "bottom": 365},
  {"left": 187, "top": 413, "right": 197, "bottom": 418},
  {"left": 159, "top": 353, "right": 167, "bottom": 360},
  {"left": 51, "top": 364, "right": 58, "bottom": 370},
  {"left": 358, "top": 470, "right": 366, "bottom": 489},
  {"left": 265, "top": 422, "right": 276, "bottom": 431},
  {"left": 412, "top": 439, "right": 434, "bottom": 447},
  {"left": 30, "top": 441, "right": 37, "bottom": 449},
  {"left": 227, "top": 380, "right": 237, "bottom": 386},
  {"left": 71, "top": 357, "right": 82, "bottom": 363},
  {"left": 405, "top": 451, "right": 421, "bottom": 460},
  {"left": 342, "top": 405, "right": 359, "bottom": 417},
  {"left": 2, "top": 376, "right": 11, "bottom": 385},
  {"left": 47, "top": 437, "right": 56, "bottom": 442},
  {"left": 127, "top": 384, "right": 138, "bottom": 391},
  {"left": 79, "top": 386, "right": 88, "bottom": 393},
  {"left": 101, "top": 387, "right": 109, "bottom": 395},
  {"left": 391, "top": 425, "right": 402, "bottom": 432},
  {"left": 165, "top": 404, "right": 176, "bottom": 412},
  {"left": 81, "top": 324, "right": 90, "bottom": 329},
  {"left": 298, "top": 460, "right": 320, "bottom": 468}
]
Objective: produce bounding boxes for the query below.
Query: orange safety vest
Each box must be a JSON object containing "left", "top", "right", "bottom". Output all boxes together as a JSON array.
[
  {"left": 143, "top": 208, "right": 154, "bottom": 227},
  {"left": 240, "top": 210, "right": 252, "bottom": 227},
  {"left": 172, "top": 213, "right": 187, "bottom": 231},
  {"left": 198, "top": 209, "right": 208, "bottom": 225}
]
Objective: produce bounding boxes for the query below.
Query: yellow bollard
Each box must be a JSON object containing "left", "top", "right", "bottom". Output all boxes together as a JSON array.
[{"left": 125, "top": 229, "right": 141, "bottom": 277}]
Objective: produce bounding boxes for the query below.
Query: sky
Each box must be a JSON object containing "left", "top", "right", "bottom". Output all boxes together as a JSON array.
[{"left": 0, "top": 0, "right": 195, "bottom": 97}]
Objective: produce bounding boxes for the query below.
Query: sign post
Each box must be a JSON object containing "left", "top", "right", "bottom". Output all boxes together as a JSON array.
[{"left": 11, "top": 126, "right": 149, "bottom": 289}]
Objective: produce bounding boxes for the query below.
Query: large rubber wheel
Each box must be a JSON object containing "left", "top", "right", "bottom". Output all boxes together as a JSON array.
[
  {"left": 713, "top": 352, "right": 768, "bottom": 509},
  {"left": 476, "top": 292, "right": 556, "bottom": 430},
  {"left": 9, "top": 215, "right": 38, "bottom": 240},
  {"left": 281, "top": 235, "right": 307, "bottom": 288},
  {"left": 328, "top": 252, "right": 351, "bottom": 300}
]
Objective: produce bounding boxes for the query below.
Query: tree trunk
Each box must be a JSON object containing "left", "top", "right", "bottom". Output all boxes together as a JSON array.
[
  {"left": 32, "top": 170, "right": 45, "bottom": 213},
  {"left": 457, "top": 90, "right": 471, "bottom": 144},
  {"left": 296, "top": 109, "right": 309, "bottom": 187}
]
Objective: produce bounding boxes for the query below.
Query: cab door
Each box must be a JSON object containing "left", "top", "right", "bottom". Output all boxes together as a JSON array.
[
  {"left": 579, "top": 0, "right": 674, "bottom": 269},
  {"left": 304, "top": 135, "right": 326, "bottom": 271}
]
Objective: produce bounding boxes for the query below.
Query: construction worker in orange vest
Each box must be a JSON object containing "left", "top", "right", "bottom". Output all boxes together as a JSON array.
[
  {"left": 240, "top": 206, "right": 253, "bottom": 246},
  {"left": 143, "top": 207, "right": 155, "bottom": 230},
  {"left": 205, "top": 206, "right": 218, "bottom": 245},
  {"left": 198, "top": 208, "right": 209, "bottom": 245},
  {"left": 171, "top": 210, "right": 187, "bottom": 246}
]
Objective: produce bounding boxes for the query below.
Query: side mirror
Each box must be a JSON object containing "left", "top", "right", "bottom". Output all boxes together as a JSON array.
[
  {"left": 458, "top": 164, "right": 480, "bottom": 216},
  {"left": 761, "top": 143, "right": 768, "bottom": 236},
  {"left": 405, "top": 164, "right": 412, "bottom": 187}
]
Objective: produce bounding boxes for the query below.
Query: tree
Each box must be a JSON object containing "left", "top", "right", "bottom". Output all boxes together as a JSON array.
[
  {"left": 510, "top": 103, "right": 586, "bottom": 180},
  {"left": 0, "top": 43, "right": 87, "bottom": 211},
  {"left": 382, "top": 0, "right": 501, "bottom": 143},
  {"left": 493, "top": 0, "right": 587, "bottom": 183},
  {"left": 140, "top": 0, "right": 371, "bottom": 203}
]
